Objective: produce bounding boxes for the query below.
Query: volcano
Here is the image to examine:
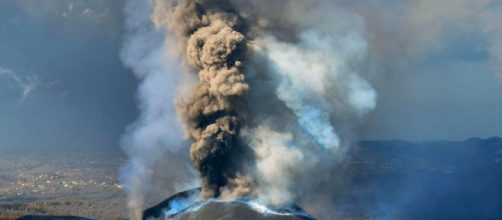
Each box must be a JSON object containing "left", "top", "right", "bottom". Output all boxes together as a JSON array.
[{"left": 142, "top": 188, "right": 316, "bottom": 220}]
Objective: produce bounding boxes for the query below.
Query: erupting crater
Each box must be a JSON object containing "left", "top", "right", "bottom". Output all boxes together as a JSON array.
[{"left": 142, "top": 189, "right": 316, "bottom": 220}]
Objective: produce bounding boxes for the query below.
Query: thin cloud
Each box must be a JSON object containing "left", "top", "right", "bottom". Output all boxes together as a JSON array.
[{"left": 0, "top": 68, "right": 60, "bottom": 103}]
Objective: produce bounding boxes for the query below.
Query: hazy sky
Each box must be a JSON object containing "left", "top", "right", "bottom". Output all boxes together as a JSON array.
[
  {"left": 0, "top": 0, "right": 501, "bottom": 150},
  {"left": 0, "top": 1, "right": 137, "bottom": 149}
]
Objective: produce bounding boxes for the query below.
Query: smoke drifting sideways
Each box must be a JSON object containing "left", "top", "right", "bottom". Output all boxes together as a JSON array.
[
  {"left": 120, "top": 0, "right": 376, "bottom": 219},
  {"left": 243, "top": 0, "right": 376, "bottom": 206}
]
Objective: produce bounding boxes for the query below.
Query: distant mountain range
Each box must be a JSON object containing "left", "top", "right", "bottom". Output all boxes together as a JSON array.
[
  {"left": 362, "top": 136, "right": 502, "bottom": 146},
  {"left": 334, "top": 136, "right": 502, "bottom": 219},
  {"left": 357, "top": 136, "right": 502, "bottom": 169}
]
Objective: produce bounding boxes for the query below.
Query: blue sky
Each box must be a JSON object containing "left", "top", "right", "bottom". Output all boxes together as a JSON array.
[{"left": 0, "top": 0, "right": 501, "bottom": 150}]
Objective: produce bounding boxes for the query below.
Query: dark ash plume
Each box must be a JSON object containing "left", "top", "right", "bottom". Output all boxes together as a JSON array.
[{"left": 152, "top": 0, "right": 252, "bottom": 199}]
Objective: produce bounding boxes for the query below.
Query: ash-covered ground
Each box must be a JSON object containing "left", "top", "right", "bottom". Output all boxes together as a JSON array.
[{"left": 142, "top": 188, "right": 316, "bottom": 220}]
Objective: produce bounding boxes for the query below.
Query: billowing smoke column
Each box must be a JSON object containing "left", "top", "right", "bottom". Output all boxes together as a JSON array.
[
  {"left": 152, "top": 0, "right": 252, "bottom": 199},
  {"left": 119, "top": 0, "right": 191, "bottom": 219},
  {"left": 121, "top": 0, "right": 377, "bottom": 218}
]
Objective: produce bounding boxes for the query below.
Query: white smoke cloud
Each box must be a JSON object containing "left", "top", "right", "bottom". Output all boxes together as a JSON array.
[
  {"left": 119, "top": 0, "right": 192, "bottom": 219},
  {"left": 245, "top": 20, "right": 376, "bottom": 208},
  {"left": 245, "top": 126, "right": 305, "bottom": 205},
  {"left": 253, "top": 28, "right": 376, "bottom": 152}
]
